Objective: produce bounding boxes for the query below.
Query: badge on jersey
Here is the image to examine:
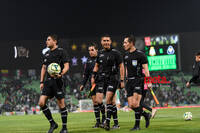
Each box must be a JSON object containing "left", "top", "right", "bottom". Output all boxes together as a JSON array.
[
  {"left": 132, "top": 60, "right": 137, "bottom": 66},
  {"left": 192, "top": 64, "right": 195, "bottom": 69},
  {"left": 99, "top": 54, "right": 104, "bottom": 57}
]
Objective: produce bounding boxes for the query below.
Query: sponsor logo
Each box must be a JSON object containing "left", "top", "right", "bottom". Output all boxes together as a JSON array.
[
  {"left": 57, "top": 92, "right": 62, "bottom": 94},
  {"left": 144, "top": 76, "right": 171, "bottom": 84},
  {"left": 98, "top": 87, "right": 103, "bottom": 90},
  {"left": 167, "top": 45, "right": 175, "bottom": 55},
  {"left": 135, "top": 87, "right": 141, "bottom": 90},
  {"left": 99, "top": 54, "right": 104, "bottom": 57},
  {"left": 108, "top": 85, "right": 113, "bottom": 89},
  {"left": 125, "top": 55, "right": 128, "bottom": 59},
  {"left": 132, "top": 60, "right": 137, "bottom": 66}
]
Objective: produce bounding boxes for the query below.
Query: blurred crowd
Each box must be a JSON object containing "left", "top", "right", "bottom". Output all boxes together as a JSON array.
[
  {"left": 0, "top": 70, "right": 200, "bottom": 113},
  {"left": 142, "top": 72, "right": 200, "bottom": 107},
  {"left": 0, "top": 78, "right": 40, "bottom": 112}
]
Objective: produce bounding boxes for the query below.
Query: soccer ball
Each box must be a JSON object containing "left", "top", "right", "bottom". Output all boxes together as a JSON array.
[
  {"left": 183, "top": 112, "right": 192, "bottom": 121},
  {"left": 47, "top": 63, "right": 61, "bottom": 76}
]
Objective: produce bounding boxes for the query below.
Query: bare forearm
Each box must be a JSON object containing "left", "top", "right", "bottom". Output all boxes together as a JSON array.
[
  {"left": 91, "top": 63, "right": 99, "bottom": 84},
  {"left": 40, "top": 65, "right": 46, "bottom": 82},
  {"left": 120, "top": 63, "right": 125, "bottom": 80},
  {"left": 93, "top": 63, "right": 98, "bottom": 72},
  {"left": 143, "top": 64, "right": 150, "bottom": 77},
  {"left": 61, "top": 63, "right": 69, "bottom": 75},
  {"left": 125, "top": 67, "right": 128, "bottom": 78},
  {"left": 144, "top": 69, "right": 150, "bottom": 77}
]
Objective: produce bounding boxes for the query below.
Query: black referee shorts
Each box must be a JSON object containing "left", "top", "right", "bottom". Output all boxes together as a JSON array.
[
  {"left": 95, "top": 75, "right": 119, "bottom": 94},
  {"left": 41, "top": 78, "right": 65, "bottom": 100},
  {"left": 125, "top": 78, "right": 144, "bottom": 97}
]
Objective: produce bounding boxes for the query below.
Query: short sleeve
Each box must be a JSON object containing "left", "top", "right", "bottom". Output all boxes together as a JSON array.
[
  {"left": 123, "top": 53, "right": 127, "bottom": 66},
  {"left": 140, "top": 53, "right": 148, "bottom": 64},
  {"left": 61, "top": 49, "right": 70, "bottom": 63},
  {"left": 41, "top": 54, "right": 47, "bottom": 65},
  {"left": 41, "top": 48, "right": 49, "bottom": 65},
  {"left": 96, "top": 51, "right": 100, "bottom": 64},
  {"left": 115, "top": 51, "right": 123, "bottom": 65}
]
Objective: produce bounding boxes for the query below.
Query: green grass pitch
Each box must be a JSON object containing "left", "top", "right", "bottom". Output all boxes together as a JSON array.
[{"left": 0, "top": 108, "right": 200, "bottom": 133}]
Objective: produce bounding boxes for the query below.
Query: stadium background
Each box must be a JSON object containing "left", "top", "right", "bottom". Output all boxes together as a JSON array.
[
  {"left": 0, "top": 32, "right": 200, "bottom": 114},
  {"left": 0, "top": 0, "right": 200, "bottom": 132}
]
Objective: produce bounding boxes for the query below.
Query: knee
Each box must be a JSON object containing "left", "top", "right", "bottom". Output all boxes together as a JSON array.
[
  {"left": 129, "top": 103, "right": 134, "bottom": 109},
  {"left": 57, "top": 101, "right": 65, "bottom": 108},
  {"left": 58, "top": 104, "right": 65, "bottom": 109},
  {"left": 92, "top": 99, "right": 98, "bottom": 105},
  {"left": 96, "top": 97, "right": 102, "bottom": 104},
  {"left": 38, "top": 101, "right": 45, "bottom": 108},
  {"left": 133, "top": 102, "right": 140, "bottom": 108},
  {"left": 92, "top": 97, "right": 98, "bottom": 105},
  {"left": 93, "top": 102, "right": 98, "bottom": 106},
  {"left": 112, "top": 100, "right": 116, "bottom": 105},
  {"left": 129, "top": 102, "right": 139, "bottom": 109},
  {"left": 106, "top": 99, "right": 112, "bottom": 104},
  {"left": 106, "top": 96, "right": 113, "bottom": 104}
]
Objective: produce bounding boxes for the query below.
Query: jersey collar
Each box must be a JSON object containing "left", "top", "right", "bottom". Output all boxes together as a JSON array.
[{"left": 129, "top": 48, "right": 137, "bottom": 54}]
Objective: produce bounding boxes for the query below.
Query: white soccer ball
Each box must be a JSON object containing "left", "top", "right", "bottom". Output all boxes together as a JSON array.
[
  {"left": 47, "top": 63, "right": 61, "bottom": 76},
  {"left": 183, "top": 112, "right": 192, "bottom": 121}
]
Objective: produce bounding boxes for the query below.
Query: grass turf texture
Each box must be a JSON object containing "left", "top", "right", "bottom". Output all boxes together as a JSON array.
[{"left": 0, "top": 108, "right": 200, "bottom": 133}]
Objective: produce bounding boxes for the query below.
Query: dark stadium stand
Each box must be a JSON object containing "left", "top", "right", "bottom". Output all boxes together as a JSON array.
[{"left": 0, "top": 70, "right": 199, "bottom": 113}]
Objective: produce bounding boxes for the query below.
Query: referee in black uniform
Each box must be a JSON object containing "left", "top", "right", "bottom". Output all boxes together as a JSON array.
[
  {"left": 186, "top": 51, "right": 200, "bottom": 87},
  {"left": 123, "top": 35, "right": 152, "bottom": 131},
  {"left": 91, "top": 34, "right": 125, "bottom": 130},
  {"left": 80, "top": 44, "right": 104, "bottom": 128},
  {"left": 38, "top": 34, "right": 69, "bottom": 133}
]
